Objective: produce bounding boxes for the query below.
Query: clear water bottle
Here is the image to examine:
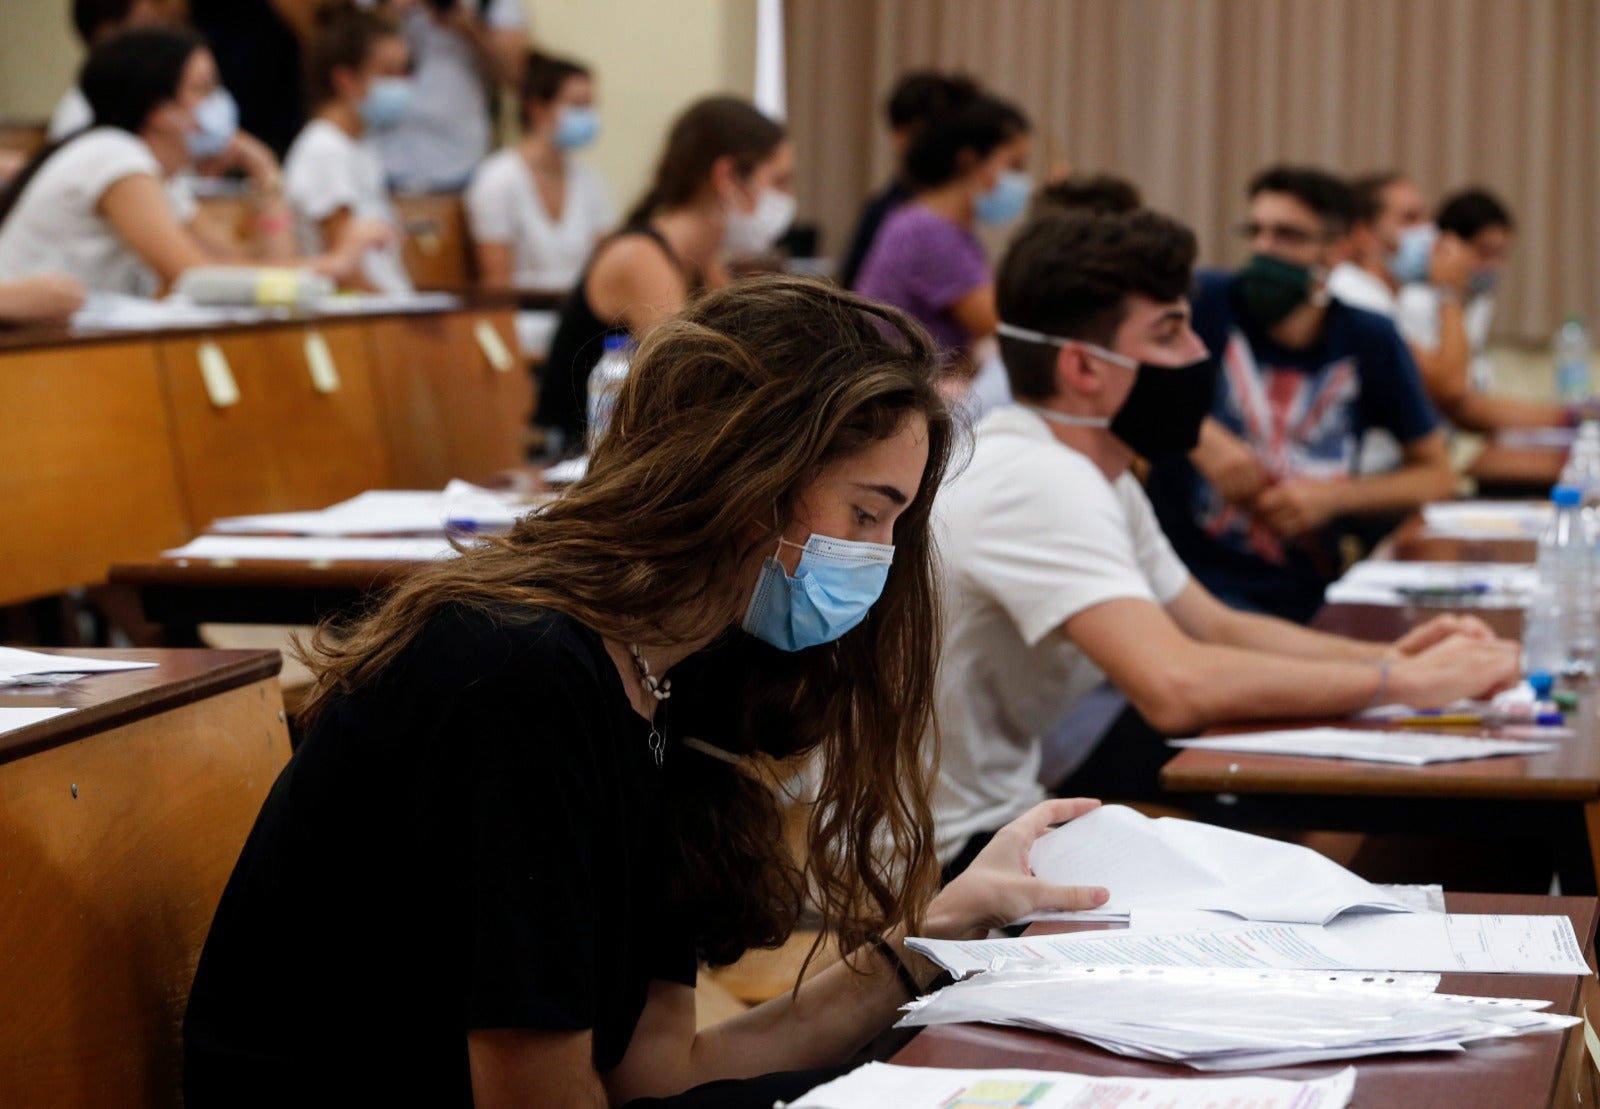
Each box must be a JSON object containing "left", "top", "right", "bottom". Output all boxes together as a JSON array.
[
  {"left": 1559, "top": 420, "right": 1600, "bottom": 511},
  {"left": 1522, "top": 582, "right": 1563, "bottom": 689},
  {"left": 586, "top": 333, "right": 632, "bottom": 453},
  {"left": 1535, "top": 484, "right": 1597, "bottom": 676},
  {"left": 1555, "top": 316, "right": 1592, "bottom": 403}
]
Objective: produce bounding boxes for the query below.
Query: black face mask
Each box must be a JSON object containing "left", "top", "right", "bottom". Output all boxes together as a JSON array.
[{"left": 996, "top": 323, "right": 1217, "bottom": 459}]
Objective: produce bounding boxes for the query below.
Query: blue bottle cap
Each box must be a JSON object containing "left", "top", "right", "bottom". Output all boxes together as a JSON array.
[
  {"left": 1536, "top": 711, "right": 1566, "bottom": 726},
  {"left": 602, "top": 332, "right": 631, "bottom": 353},
  {"left": 1551, "top": 484, "right": 1581, "bottom": 507},
  {"left": 1527, "top": 670, "right": 1555, "bottom": 699}
]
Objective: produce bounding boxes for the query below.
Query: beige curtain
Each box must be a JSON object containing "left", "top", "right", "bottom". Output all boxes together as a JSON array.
[{"left": 786, "top": 0, "right": 1600, "bottom": 344}]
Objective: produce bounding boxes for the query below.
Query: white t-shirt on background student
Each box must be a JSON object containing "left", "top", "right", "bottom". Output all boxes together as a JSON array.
[
  {"left": 282, "top": 119, "right": 412, "bottom": 294},
  {"left": 0, "top": 127, "right": 196, "bottom": 295},
  {"left": 47, "top": 86, "right": 93, "bottom": 139},
  {"left": 931, "top": 405, "right": 1191, "bottom": 862},
  {"left": 464, "top": 149, "right": 615, "bottom": 289},
  {"left": 1398, "top": 283, "right": 1498, "bottom": 395}
]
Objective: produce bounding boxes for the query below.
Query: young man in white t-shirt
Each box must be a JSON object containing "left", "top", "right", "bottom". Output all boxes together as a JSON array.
[{"left": 933, "top": 209, "right": 1521, "bottom": 876}]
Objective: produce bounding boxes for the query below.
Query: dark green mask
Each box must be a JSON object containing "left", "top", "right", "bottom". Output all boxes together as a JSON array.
[{"left": 1237, "top": 252, "right": 1314, "bottom": 328}]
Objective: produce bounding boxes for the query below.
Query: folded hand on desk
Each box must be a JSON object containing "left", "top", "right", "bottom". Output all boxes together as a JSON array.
[
  {"left": 1386, "top": 613, "right": 1496, "bottom": 658},
  {"left": 926, "top": 798, "right": 1110, "bottom": 941},
  {"left": 1385, "top": 632, "right": 1521, "bottom": 708}
]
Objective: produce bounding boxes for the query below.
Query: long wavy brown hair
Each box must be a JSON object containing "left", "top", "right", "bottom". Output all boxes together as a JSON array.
[{"left": 296, "top": 276, "right": 953, "bottom": 967}]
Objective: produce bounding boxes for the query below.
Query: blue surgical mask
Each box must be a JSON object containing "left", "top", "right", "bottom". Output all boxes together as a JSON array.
[
  {"left": 553, "top": 106, "right": 600, "bottom": 150},
  {"left": 1387, "top": 224, "right": 1436, "bottom": 285},
  {"left": 741, "top": 533, "right": 894, "bottom": 652},
  {"left": 974, "top": 169, "right": 1031, "bottom": 226},
  {"left": 186, "top": 89, "right": 239, "bottom": 160},
  {"left": 360, "top": 77, "right": 414, "bottom": 130}
]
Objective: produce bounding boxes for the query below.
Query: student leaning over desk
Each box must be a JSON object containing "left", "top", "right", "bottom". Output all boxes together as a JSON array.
[
  {"left": 0, "top": 27, "right": 392, "bottom": 298},
  {"left": 931, "top": 209, "right": 1522, "bottom": 879},
  {"left": 182, "top": 277, "right": 1103, "bottom": 1109}
]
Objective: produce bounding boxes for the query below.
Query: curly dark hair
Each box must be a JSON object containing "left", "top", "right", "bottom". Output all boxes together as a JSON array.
[
  {"left": 996, "top": 209, "right": 1197, "bottom": 401},
  {"left": 1437, "top": 187, "right": 1515, "bottom": 239},
  {"left": 1248, "top": 164, "right": 1355, "bottom": 235},
  {"left": 903, "top": 92, "right": 1029, "bottom": 190},
  {"left": 1031, "top": 173, "right": 1143, "bottom": 218}
]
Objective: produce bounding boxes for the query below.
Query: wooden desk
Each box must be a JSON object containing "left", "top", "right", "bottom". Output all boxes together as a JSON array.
[
  {"left": 1469, "top": 442, "right": 1567, "bottom": 497},
  {"left": 1383, "top": 510, "right": 1538, "bottom": 565},
  {"left": 115, "top": 555, "right": 416, "bottom": 633},
  {"left": 0, "top": 648, "right": 290, "bottom": 1107},
  {"left": 0, "top": 299, "right": 525, "bottom": 607},
  {"left": 893, "top": 892, "right": 1600, "bottom": 1108}
]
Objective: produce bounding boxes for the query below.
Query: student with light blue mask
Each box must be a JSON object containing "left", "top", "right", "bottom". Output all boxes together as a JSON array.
[
  {"left": 183, "top": 276, "right": 1107, "bottom": 1107},
  {"left": 282, "top": 1, "right": 414, "bottom": 293},
  {"left": 467, "top": 51, "right": 617, "bottom": 293},
  {"left": 855, "top": 91, "right": 1032, "bottom": 375}
]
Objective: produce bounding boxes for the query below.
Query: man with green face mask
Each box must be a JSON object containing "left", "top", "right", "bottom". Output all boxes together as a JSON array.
[{"left": 1145, "top": 166, "right": 1453, "bottom": 622}]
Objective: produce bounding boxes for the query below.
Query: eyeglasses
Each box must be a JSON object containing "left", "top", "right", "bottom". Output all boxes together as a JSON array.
[{"left": 1236, "top": 221, "right": 1329, "bottom": 248}]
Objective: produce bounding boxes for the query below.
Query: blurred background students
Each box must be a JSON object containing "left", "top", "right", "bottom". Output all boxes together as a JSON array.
[
  {"left": 466, "top": 50, "right": 614, "bottom": 292},
  {"left": 838, "top": 70, "right": 978, "bottom": 292},
  {"left": 854, "top": 91, "right": 1031, "bottom": 375},
  {"left": 364, "top": 0, "right": 528, "bottom": 193},
  {"left": 0, "top": 27, "right": 387, "bottom": 297},
  {"left": 539, "top": 95, "right": 792, "bottom": 453},
  {"left": 283, "top": 2, "right": 413, "bottom": 294},
  {"left": 187, "top": 0, "right": 313, "bottom": 159},
  {"left": 0, "top": 274, "right": 86, "bottom": 323}
]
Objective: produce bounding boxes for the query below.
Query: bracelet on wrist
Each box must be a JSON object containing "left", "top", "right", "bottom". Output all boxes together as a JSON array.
[
  {"left": 868, "top": 934, "right": 927, "bottom": 1001},
  {"left": 1366, "top": 659, "right": 1392, "bottom": 710}
]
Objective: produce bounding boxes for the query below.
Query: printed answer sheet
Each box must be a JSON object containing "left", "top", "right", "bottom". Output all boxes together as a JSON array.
[
  {"left": 1171, "top": 727, "right": 1555, "bottom": 766},
  {"left": 1024, "top": 804, "right": 1409, "bottom": 924},
  {"left": 210, "top": 482, "right": 533, "bottom": 536},
  {"left": 0, "top": 647, "right": 156, "bottom": 686},
  {"left": 782, "top": 1062, "right": 1356, "bottom": 1109},
  {"left": 1323, "top": 560, "right": 1536, "bottom": 607},
  {"left": 0, "top": 707, "right": 76, "bottom": 737},
  {"left": 910, "top": 913, "right": 1591, "bottom": 977}
]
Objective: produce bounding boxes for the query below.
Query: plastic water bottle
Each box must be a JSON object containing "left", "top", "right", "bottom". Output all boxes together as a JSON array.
[
  {"left": 1559, "top": 421, "right": 1600, "bottom": 511},
  {"left": 1535, "top": 484, "right": 1597, "bottom": 676},
  {"left": 1522, "top": 582, "right": 1563, "bottom": 690},
  {"left": 1555, "top": 316, "right": 1592, "bottom": 403},
  {"left": 585, "top": 333, "right": 632, "bottom": 453}
]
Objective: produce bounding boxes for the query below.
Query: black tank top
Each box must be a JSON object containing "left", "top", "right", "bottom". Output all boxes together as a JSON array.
[{"left": 539, "top": 224, "right": 690, "bottom": 451}]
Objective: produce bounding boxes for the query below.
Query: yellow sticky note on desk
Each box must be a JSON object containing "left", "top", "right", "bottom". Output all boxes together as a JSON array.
[
  {"left": 197, "top": 341, "right": 240, "bottom": 408},
  {"left": 304, "top": 330, "right": 341, "bottom": 394},
  {"left": 474, "top": 319, "right": 514, "bottom": 372}
]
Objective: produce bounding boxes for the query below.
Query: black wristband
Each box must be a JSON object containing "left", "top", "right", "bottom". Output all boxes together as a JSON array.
[{"left": 868, "top": 933, "right": 924, "bottom": 1001}]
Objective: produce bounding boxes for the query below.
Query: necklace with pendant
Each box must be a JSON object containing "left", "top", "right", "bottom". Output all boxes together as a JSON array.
[{"left": 629, "top": 644, "right": 671, "bottom": 767}]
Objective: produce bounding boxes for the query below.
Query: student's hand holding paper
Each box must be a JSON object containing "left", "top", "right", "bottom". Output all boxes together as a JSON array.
[
  {"left": 928, "top": 799, "right": 1110, "bottom": 940},
  {"left": 1387, "top": 634, "right": 1520, "bottom": 708}
]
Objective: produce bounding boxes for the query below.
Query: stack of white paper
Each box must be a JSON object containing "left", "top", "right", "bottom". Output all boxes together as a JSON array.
[
  {"left": 1020, "top": 805, "right": 1411, "bottom": 924},
  {"left": 909, "top": 912, "right": 1591, "bottom": 978},
  {"left": 1421, "top": 500, "right": 1549, "bottom": 540},
  {"left": 896, "top": 964, "right": 1578, "bottom": 1071},
  {"left": 0, "top": 706, "right": 77, "bottom": 738},
  {"left": 1497, "top": 427, "right": 1576, "bottom": 449},
  {"left": 1170, "top": 727, "right": 1556, "bottom": 766},
  {"left": 70, "top": 292, "right": 276, "bottom": 332},
  {"left": 162, "top": 535, "right": 462, "bottom": 562},
  {"left": 209, "top": 481, "right": 534, "bottom": 537},
  {"left": 784, "top": 1060, "right": 1356, "bottom": 1108},
  {"left": 1324, "top": 560, "right": 1537, "bottom": 607},
  {"left": 0, "top": 647, "right": 157, "bottom": 688}
]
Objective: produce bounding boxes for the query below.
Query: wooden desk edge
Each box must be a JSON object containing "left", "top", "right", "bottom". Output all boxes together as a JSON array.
[
  {"left": 0, "top": 649, "right": 284, "bottom": 767},
  {"left": 1159, "top": 754, "right": 1600, "bottom": 803}
]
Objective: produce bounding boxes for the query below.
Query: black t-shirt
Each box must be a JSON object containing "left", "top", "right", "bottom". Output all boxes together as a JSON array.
[
  {"left": 187, "top": 0, "right": 307, "bottom": 160},
  {"left": 183, "top": 605, "right": 698, "bottom": 1106}
]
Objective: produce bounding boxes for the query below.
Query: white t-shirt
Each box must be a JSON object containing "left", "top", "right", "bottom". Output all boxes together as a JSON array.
[
  {"left": 931, "top": 406, "right": 1192, "bottom": 860},
  {"left": 282, "top": 119, "right": 412, "bottom": 294},
  {"left": 365, "top": 0, "right": 527, "bottom": 190},
  {"left": 464, "top": 149, "right": 615, "bottom": 289},
  {"left": 1327, "top": 262, "right": 1398, "bottom": 317},
  {"left": 48, "top": 85, "right": 92, "bottom": 140},
  {"left": 0, "top": 127, "right": 195, "bottom": 295},
  {"left": 1397, "top": 284, "right": 1497, "bottom": 394}
]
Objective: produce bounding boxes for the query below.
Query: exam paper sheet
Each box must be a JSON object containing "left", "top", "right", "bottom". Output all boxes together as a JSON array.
[
  {"left": 781, "top": 1062, "right": 1356, "bottom": 1109},
  {"left": 162, "top": 535, "right": 462, "bottom": 562},
  {"left": 1422, "top": 500, "right": 1549, "bottom": 540},
  {"left": 910, "top": 913, "right": 1591, "bottom": 977},
  {"left": 210, "top": 483, "right": 530, "bottom": 536},
  {"left": 1022, "top": 804, "right": 1409, "bottom": 924},
  {"left": 0, "top": 647, "right": 157, "bottom": 686},
  {"left": 1323, "top": 560, "right": 1536, "bottom": 607},
  {"left": 0, "top": 707, "right": 76, "bottom": 737},
  {"left": 1170, "top": 727, "right": 1556, "bottom": 766}
]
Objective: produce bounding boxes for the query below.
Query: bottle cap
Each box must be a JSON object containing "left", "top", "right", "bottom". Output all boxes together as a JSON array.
[
  {"left": 1552, "top": 485, "right": 1581, "bottom": 507},
  {"left": 602, "top": 332, "right": 631, "bottom": 353},
  {"left": 1527, "top": 670, "right": 1555, "bottom": 699},
  {"left": 1536, "top": 711, "right": 1567, "bottom": 726}
]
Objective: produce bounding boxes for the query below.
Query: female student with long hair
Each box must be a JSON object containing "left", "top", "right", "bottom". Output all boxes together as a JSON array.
[
  {"left": 0, "top": 26, "right": 388, "bottom": 295},
  {"left": 282, "top": 2, "right": 414, "bottom": 294},
  {"left": 538, "top": 95, "right": 796, "bottom": 451},
  {"left": 466, "top": 49, "right": 616, "bottom": 291},
  {"left": 855, "top": 91, "right": 1032, "bottom": 370},
  {"left": 183, "top": 276, "right": 1103, "bottom": 1108}
]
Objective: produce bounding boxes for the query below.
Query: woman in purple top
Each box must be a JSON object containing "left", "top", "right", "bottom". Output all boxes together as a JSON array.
[{"left": 855, "top": 93, "right": 1031, "bottom": 367}]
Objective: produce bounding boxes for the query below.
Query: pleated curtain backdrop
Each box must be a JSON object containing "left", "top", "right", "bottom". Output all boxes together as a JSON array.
[{"left": 785, "top": 0, "right": 1600, "bottom": 343}]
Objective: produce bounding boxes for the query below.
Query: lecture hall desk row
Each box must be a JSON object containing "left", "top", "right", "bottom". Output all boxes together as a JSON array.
[{"left": 0, "top": 296, "right": 534, "bottom": 609}]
